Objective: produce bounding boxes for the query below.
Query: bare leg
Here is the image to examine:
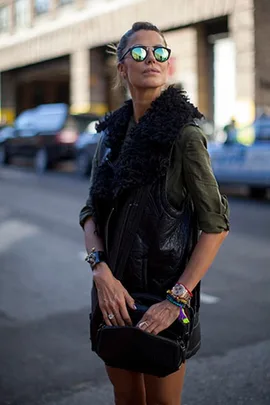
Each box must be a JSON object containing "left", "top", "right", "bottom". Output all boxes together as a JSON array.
[
  {"left": 106, "top": 366, "right": 147, "bottom": 405},
  {"left": 144, "top": 363, "right": 186, "bottom": 405}
]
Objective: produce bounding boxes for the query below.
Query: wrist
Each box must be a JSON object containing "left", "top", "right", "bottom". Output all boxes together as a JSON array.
[
  {"left": 92, "top": 262, "right": 112, "bottom": 280},
  {"left": 165, "top": 299, "right": 180, "bottom": 314},
  {"left": 85, "top": 248, "right": 106, "bottom": 271}
]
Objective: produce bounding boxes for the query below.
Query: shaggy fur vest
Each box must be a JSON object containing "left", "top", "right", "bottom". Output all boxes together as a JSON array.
[{"left": 91, "top": 85, "right": 203, "bottom": 208}]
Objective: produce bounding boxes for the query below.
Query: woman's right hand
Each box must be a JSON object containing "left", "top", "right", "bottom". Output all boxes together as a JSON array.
[{"left": 93, "top": 263, "right": 136, "bottom": 327}]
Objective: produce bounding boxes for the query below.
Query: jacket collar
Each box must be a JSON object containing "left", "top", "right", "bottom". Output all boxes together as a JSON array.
[{"left": 91, "top": 85, "right": 203, "bottom": 202}]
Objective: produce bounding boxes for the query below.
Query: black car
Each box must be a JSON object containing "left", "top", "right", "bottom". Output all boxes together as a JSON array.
[
  {"left": 75, "top": 120, "right": 101, "bottom": 176},
  {"left": 0, "top": 103, "right": 99, "bottom": 173}
]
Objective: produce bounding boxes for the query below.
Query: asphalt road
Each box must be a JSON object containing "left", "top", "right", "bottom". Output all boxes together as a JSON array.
[{"left": 0, "top": 166, "right": 269, "bottom": 405}]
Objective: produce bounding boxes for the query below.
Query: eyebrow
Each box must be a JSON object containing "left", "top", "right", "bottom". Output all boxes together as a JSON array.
[{"left": 131, "top": 43, "right": 165, "bottom": 48}]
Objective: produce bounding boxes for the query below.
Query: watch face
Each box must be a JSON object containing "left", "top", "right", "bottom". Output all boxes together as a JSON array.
[
  {"left": 172, "top": 284, "right": 186, "bottom": 297},
  {"left": 88, "top": 253, "right": 96, "bottom": 266}
]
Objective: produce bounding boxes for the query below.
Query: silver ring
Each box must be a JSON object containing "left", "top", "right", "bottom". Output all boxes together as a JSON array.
[
  {"left": 108, "top": 313, "right": 115, "bottom": 320},
  {"left": 138, "top": 321, "right": 148, "bottom": 328}
]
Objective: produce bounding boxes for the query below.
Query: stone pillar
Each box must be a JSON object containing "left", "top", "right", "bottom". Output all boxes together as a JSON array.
[
  {"left": 0, "top": 71, "right": 16, "bottom": 124},
  {"left": 70, "top": 48, "right": 91, "bottom": 114},
  {"left": 166, "top": 28, "right": 198, "bottom": 106},
  {"left": 196, "top": 24, "right": 212, "bottom": 119},
  {"left": 254, "top": 0, "right": 270, "bottom": 116},
  {"left": 90, "top": 47, "right": 109, "bottom": 116},
  {"left": 229, "top": 0, "right": 256, "bottom": 127}
]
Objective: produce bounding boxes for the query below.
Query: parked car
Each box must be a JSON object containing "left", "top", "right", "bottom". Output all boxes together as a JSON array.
[
  {"left": 208, "top": 117, "right": 270, "bottom": 198},
  {"left": 0, "top": 103, "right": 99, "bottom": 173},
  {"left": 75, "top": 120, "right": 101, "bottom": 176}
]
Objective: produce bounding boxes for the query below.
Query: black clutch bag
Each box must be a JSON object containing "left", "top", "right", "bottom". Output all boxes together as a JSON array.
[{"left": 95, "top": 293, "right": 194, "bottom": 378}]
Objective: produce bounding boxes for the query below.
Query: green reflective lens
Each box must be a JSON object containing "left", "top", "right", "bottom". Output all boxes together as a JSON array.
[
  {"left": 154, "top": 47, "right": 170, "bottom": 62},
  {"left": 131, "top": 47, "right": 147, "bottom": 61}
]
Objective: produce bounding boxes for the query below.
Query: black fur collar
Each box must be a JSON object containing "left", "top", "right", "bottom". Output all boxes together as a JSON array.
[{"left": 91, "top": 86, "right": 203, "bottom": 203}]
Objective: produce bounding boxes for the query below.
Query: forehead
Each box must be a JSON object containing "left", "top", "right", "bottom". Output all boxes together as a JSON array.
[{"left": 127, "top": 30, "right": 165, "bottom": 48}]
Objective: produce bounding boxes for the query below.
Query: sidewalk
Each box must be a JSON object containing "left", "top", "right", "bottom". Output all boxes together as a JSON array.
[{"left": 45, "top": 340, "right": 270, "bottom": 405}]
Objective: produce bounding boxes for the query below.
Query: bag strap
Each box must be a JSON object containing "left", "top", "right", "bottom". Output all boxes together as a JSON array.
[{"left": 114, "top": 186, "right": 150, "bottom": 281}]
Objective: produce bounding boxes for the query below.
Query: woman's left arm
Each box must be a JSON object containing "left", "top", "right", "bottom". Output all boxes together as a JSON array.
[
  {"left": 177, "top": 230, "right": 228, "bottom": 291},
  {"left": 176, "top": 126, "right": 230, "bottom": 288},
  {"left": 138, "top": 126, "right": 229, "bottom": 334}
]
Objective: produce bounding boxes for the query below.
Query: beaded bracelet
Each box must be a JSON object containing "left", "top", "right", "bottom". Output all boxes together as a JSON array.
[
  {"left": 166, "top": 294, "right": 186, "bottom": 308},
  {"left": 166, "top": 295, "right": 190, "bottom": 324}
]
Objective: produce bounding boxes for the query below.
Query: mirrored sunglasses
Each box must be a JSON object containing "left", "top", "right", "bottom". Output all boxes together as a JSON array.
[{"left": 120, "top": 46, "right": 171, "bottom": 63}]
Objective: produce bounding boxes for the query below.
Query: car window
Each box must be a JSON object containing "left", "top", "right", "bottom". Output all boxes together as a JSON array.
[
  {"left": 15, "top": 110, "right": 36, "bottom": 130},
  {"left": 35, "top": 112, "right": 66, "bottom": 132}
]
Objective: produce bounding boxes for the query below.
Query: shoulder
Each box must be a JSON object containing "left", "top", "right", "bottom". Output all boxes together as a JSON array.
[
  {"left": 174, "top": 124, "right": 207, "bottom": 156},
  {"left": 180, "top": 124, "right": 207, "bottom": 147}
]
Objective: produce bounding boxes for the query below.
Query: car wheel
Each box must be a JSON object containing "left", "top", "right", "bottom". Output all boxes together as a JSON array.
[
  {"left": 0, "top": 145, "right": 10, "bottom": 165},
  {"left": 249, "top": 187, "right": 267, "bottom": 199},
  {"left": 76, "top": 151, "right": 91, "bottom": 177},
  {"left": 35, "top": 148, "right": 49, "bottom": 174}
]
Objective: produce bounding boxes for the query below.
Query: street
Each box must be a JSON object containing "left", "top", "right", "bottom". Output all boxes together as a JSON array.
[{"left": 0, "top": 166, "right": 270, "bottom": 405}]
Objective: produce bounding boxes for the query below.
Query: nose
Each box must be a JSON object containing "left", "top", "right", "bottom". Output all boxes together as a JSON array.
[{"left": 145, "top": 48, "right": 156, "bottom": 64}]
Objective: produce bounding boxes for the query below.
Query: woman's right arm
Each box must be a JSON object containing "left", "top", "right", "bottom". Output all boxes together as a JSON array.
[
  {"left": 80, "top": 138, "right": 135, "bottom": 327},
  {"left": 83, "top": 216, "right": 136, "bottom": 327}
]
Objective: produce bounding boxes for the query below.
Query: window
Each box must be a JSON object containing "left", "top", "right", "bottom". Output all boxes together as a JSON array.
[
  {"left": 15, "top": 110, "right": 36, "bottom": 130},
  {"left": 35, "top": 0, "right": 50, "bottom": 15},
  {"left": 15, "top": 0, "right": 31, "bottom": 29},
  {"left": 0, "top": 6, "right": 9, "bottom": 34}
]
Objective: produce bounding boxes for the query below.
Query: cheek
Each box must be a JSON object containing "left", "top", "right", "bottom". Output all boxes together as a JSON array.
[
  {"left": 162, "top": 63, "right": 169, "bottom": 76},
  {"left": 126, "top": 64, "right": 143, "bottom": 81}
]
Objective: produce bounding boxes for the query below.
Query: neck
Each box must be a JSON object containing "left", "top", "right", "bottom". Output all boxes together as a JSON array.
[{"left": 129, "top": 87, "right": 162, "bottom": 122}]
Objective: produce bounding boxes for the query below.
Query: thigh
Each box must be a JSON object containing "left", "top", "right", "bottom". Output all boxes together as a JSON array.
[
  {"left": 144, "top": 363, "right": 186, "bottom": 405},
  {"left": 106, "top": 366, "right": 147, "bottom": 405}
]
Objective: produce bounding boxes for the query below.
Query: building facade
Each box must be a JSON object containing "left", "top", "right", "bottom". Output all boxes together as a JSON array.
[{"left": 0, "top": 0, "right": 269, "bottom": 128}]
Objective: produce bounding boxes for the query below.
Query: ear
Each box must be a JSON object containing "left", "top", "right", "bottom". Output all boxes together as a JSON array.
[{"left": 117, "top": 62, "right": 127, "bottom": 79}]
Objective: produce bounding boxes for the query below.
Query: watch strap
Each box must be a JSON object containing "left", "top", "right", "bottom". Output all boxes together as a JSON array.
[{"left": 85, "top": 250, "right": 106, "bottom": 270}]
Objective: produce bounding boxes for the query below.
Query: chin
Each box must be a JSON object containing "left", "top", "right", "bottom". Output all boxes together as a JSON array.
[{"left": 139, "top": 78, "right": 165, "bottom": 89}]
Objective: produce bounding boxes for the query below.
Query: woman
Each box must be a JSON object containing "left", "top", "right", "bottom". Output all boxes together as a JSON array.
[{"left": 80, "top": 21, "right": 229, "bottom": 405}]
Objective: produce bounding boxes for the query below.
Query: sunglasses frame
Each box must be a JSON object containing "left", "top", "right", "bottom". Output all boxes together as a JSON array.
[{"left": 120, "top": 45, "right": 171, "bottom": 63}]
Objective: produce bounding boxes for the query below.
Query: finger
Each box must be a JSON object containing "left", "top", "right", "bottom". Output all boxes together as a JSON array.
[
  {"left": 138, "top": 318, "right": 151, "bottom": 331},
  {"left": 144, "top": 322, "right": 158, "bottom": 334},
  {"left": 124, "top": 291, "right": 137, "bottom": 310},
  {"left": 100, "top": 307, "right": 113, "bottom": 326},
  {"left": 152, "top": 324, "right": 167, "bottom": 335},
  {"left": 110, "top": 305, "right": 125, "bottom": 327},
  {"left": 119, "top": 302, "right": 133, "bottom": 326}
]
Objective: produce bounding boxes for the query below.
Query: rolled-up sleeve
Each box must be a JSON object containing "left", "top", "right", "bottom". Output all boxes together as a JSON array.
[
  {"left": 182, "top": 127, "right": 230, "bottom": 233},
  {"left": 79, "top": 143, "right": 100, "bottom": 229}
]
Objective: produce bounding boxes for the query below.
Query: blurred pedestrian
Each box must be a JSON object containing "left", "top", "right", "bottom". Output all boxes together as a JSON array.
[
  {"left": 223, "top": 117, "right": 237, "bottom": 144},
  {"left": 80, "top": 21, "right": 229, "bottom": 405}
]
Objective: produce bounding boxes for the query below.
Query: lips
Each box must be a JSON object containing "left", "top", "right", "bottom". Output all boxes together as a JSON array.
[{"left": 143, "top": 68, "right": 160, "bottom": 74}]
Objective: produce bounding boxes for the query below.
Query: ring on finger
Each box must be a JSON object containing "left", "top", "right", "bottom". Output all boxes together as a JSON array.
[
  {"left": 138, "top": 321, "right": 148, "bottom": 328},
  {"left": 108, "top": 313, "right": 115, "bottom": 320}
]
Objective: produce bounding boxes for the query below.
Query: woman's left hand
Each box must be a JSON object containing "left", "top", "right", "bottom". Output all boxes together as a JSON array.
[{"left": 137, "top": 300, "right": 180, "bottom": 335}]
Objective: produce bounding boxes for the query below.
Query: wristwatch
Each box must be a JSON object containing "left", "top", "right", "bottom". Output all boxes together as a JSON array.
[
  {"left": 171, "top": 283, "right": 192, "bottom": 301},
  {"left": 85, "top": 248, "right": 106, "bottom": 270}
]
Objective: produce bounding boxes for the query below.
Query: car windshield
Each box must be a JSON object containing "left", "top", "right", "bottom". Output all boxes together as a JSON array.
[{"left": 35, "top": 112, "right": 66, "bottom": 132}]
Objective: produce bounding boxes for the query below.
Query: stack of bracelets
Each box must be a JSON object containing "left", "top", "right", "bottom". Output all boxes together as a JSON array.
[{"left": 166, "top": 283, "right": 193, "bottom": 324}]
